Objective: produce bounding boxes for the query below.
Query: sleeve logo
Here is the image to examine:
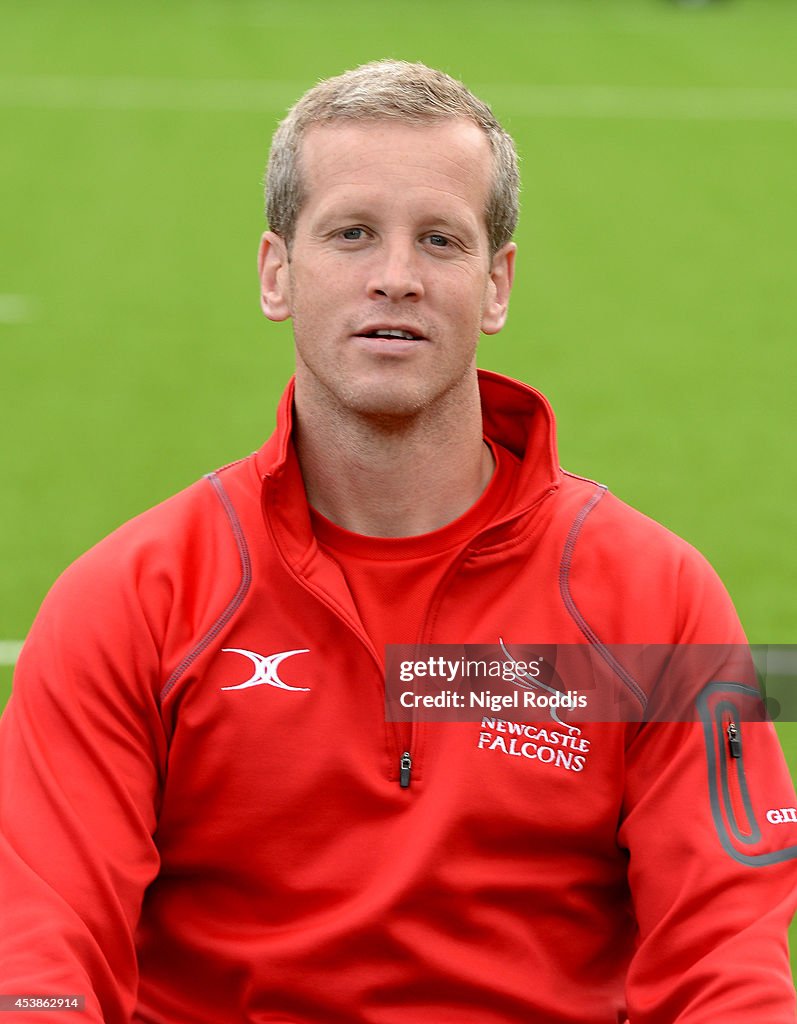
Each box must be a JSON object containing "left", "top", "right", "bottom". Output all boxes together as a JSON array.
[{"left": 765, "top": 807, "right": 797, "bottom": 825}]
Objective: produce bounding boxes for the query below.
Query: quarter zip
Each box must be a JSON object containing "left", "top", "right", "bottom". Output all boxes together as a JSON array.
[{"left": 261, "top": 389, "right": 561, "bottom": 795}]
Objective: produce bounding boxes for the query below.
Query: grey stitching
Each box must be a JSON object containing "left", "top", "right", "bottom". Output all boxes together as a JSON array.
[
  {"left": 559, "top": 485, "right": 649, "bottom": 713},
  {"left": 160, "top": 473, "right": 252, "bottom": 701}
]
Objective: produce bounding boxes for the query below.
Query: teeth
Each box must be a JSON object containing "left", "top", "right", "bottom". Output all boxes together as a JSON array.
[{"left": 372, "top": 329, "right": 416, "bottom": 340}]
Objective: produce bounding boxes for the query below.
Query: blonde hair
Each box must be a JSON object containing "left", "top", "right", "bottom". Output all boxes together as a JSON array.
[{"left": 265, "top": 60, "right": 519, "bottom": 256}]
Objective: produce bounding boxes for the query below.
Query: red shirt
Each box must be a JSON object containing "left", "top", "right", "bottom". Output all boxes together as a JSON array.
[{"left": 2, "top": 372, "right": 795, "bottom": 1024}]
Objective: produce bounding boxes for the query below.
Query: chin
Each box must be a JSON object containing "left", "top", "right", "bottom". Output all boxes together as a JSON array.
[
  {"left": 343, "top": 388, "right": 431, "bottom": 424},
  {"left": 323, "top": 374, "right": 432, "bottom": 417}
]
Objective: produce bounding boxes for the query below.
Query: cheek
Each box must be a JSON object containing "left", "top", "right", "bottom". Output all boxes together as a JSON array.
[
  {"left": 448, "top": 277, "right": 494, "bottom": 327},
  {"left": 290, "top": 258, "right": 350, "bottom": 311},
  {"left": 443, "top": 264, "right": 492, "bottom": 303},
  {"left": 288, "top": 276, "right": 335, "bottom": 345},
  {"left": 286, "top": 268, "right": 318, "bottom": 323}
]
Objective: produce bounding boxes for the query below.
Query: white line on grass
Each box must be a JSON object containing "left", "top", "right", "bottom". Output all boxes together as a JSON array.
[
  {"left": 477, "top": 83, "right": 797, "bottom": 122},
  {"left": 0, "top": 642, "right": 24, "bottom": 666},
  {"left": 1, "top": 640, "right": 796, "bottom": 673},
  {"left": 0, "top": 77, "right": 300, "bottom": 113},
  {"left": 0, "top": 77, "right": 796, "bottom": 122},
  {"left": 760, "top": 649, "right": 797, "bottom": 677},
  {"left": 0, "top": 295, "right": 33, "bottom": 324}
]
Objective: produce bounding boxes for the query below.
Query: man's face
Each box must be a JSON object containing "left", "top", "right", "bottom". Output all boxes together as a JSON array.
[{"left": 259, "top": 119, "right": 515, "bottom": 422}]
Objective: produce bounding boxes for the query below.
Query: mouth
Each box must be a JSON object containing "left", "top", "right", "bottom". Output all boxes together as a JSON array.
[{"left": 357, "top": 327, "right": 425, "bottom": 342}]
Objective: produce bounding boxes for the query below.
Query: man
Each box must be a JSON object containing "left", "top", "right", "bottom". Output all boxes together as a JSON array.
[{"left": 1, "top": 60, "right": 796, "bottom": 1024}]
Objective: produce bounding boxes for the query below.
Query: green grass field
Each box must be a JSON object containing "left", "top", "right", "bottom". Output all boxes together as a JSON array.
[{"left": 2, "top": 0, "right": 796, "bottom": 979}]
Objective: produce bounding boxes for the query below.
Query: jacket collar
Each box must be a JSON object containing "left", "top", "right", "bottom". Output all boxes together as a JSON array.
[{"left": 255, "top": 369, "right": 562, "bottom": 561}]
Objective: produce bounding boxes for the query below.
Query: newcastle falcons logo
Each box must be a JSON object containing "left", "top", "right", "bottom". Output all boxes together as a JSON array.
[
  {"left": 500, "top": 638, "right": 581, "bottom": 735},
  {"left": 220, "top": 648, "right": 310, "bottom": 692}
]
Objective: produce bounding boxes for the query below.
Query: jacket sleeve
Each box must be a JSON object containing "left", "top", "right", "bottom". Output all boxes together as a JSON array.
[
  {"left": 618, "top": 551, "right": 797, "bottom": 1022},
  {"left": 0, "top": 544, "right": 168, "bottom": 1023}
]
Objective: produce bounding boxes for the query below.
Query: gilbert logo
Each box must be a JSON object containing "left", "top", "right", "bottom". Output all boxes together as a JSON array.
[
  {"left": 221, "top": 648, "right": 310, "bottom": 692},
  {"left": 766, "top": 807, "right": 797, "bottom": 825}
]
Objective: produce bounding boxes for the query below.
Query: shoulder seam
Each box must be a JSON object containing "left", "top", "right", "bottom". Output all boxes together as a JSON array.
[
  {"left": 214, "top": 454, "right": 252, "bottom": 475},
  {"left": 159, "top": 473, "right": 253, "bottom": 702},
  {"left": 558, "top": 484, "right": 649, "bottom": 713},
  {"left": 561, "top": 467, "right": 605, "bottom": 488}
]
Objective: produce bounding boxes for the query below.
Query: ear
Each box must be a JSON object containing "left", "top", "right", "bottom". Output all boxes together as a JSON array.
[
  {"left": 481, "top": 242, "right": 516, "bottom": 336},
  {"left": 258, "top": 231, "right": 292, "bottom": 321}
]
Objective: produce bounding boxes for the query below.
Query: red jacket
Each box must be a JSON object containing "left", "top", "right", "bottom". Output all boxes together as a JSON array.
[{"left": 1, "top": 371, "right": 796, "bottom": 1023}]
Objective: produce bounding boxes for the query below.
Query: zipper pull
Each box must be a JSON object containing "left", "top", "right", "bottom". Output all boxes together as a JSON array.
[
  {"left": 727, "top": 722, "right": 742, "bottom": 758},
  {"left": 399, "top": 751, "right": 412, "bottom": 789}
]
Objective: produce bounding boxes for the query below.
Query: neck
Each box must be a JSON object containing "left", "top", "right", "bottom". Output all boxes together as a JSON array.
[{"left": 293, "top": 378, "right": 493, "bottom": 538}]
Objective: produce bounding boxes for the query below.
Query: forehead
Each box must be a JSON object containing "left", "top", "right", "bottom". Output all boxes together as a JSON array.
[{"left": 296, "top": 119, "right": 493, "bottom": 226}]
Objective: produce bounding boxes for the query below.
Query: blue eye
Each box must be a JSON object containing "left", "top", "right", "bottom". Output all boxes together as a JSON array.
[
  {"left": 341, "top": 228, "right": 365, "bottom": 240},
  {"left": 427, "top": 234, "right": 449, "bottom": 247}
]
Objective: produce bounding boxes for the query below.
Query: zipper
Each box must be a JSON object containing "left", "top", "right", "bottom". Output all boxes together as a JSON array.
[
  {"left": 388, "top": 477, "right": 558, "bottom": 792},
  {"left": 263, "top": 443, "right": 560, "bottom": 796},
  {"left": 696, "top": 683, "right": 776, "bottom": 860},
  {"left": 399, "top": 751, "right": 412, "bottom": 789},
  {"left": 726, "top": 722, "right": 742, "bottom": 758},
  {"left": 265, "top": 479, "right": 411, "bottom": 789},
  {"left": 723, "top": 715, "right": 751, "bottom": 838}
]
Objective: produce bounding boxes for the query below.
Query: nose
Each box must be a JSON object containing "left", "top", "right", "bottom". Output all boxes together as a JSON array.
[{"left": 366, "top": 239, "right": 424, "bottom": 302}]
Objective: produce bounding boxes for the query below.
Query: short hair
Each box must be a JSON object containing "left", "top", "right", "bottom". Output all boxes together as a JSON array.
[{"left": 265, "top": 60, "right": 519, "bottom": 257}]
